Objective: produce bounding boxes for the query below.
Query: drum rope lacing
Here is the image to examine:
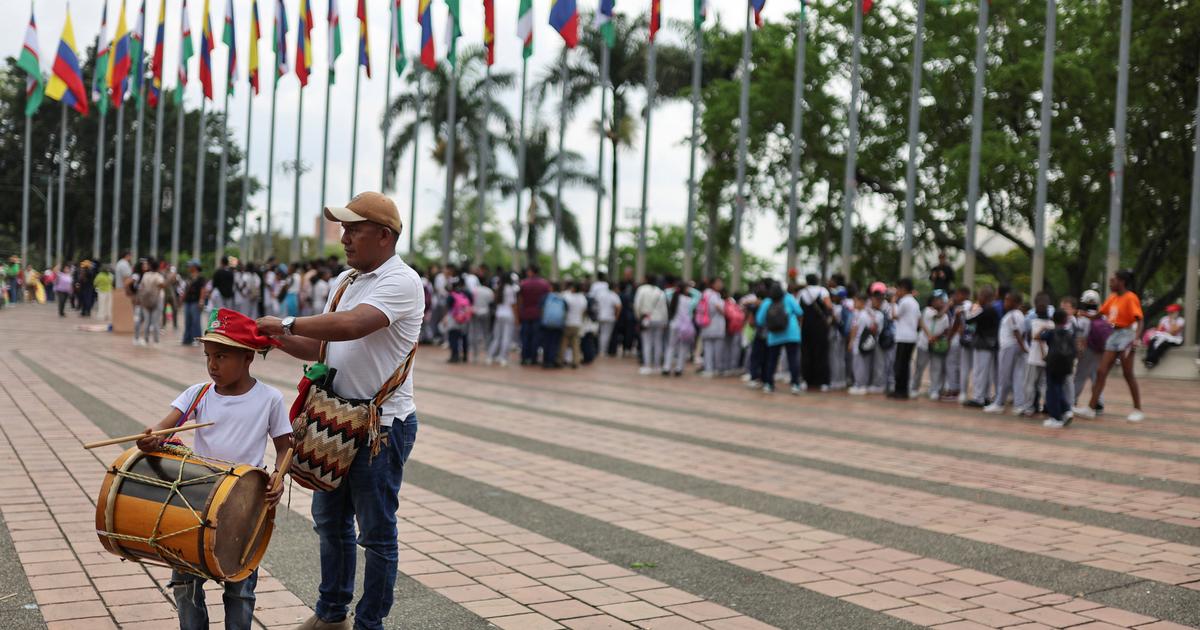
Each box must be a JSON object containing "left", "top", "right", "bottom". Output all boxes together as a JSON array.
[{"left": 100, "top": 444, "right": 238, "bottom": 580}]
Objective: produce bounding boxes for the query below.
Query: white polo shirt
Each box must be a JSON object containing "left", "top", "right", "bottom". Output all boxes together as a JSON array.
[{"left": 323, "top": 255, "right": 425, "bottom": 425}]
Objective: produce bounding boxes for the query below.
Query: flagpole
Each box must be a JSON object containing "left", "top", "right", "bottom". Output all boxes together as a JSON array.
[
  {"left": 291, "top": 86, "right": 305, "bottom": 262},
  {"left": 513, "top": 57, "right": 527, "bottom": 271},
  {"left": 193, "top": 98, "right": 207, "bottom": 259},
  {"left": 112, "top": 103, "right": 126, "bottom": 265},
  {"left": 635, "top": 39, "right": 656, "bottom": 284},
  {"left": 442, "top": 50, "right": 459, "bottom": 267},
  {"left": 552, "top": 54, "right": 567, "bottom": 281},
  {"left": 56, "top": 102, "right": 67, "bottom": 267},
  {"left": 172, "top": 94, "right": 185, "bottom": 265},
  {"left": 132, "top": 84, "right": 147, "bottom": 260},
  {"left": 380, "top": 9, "right": 394, "bottom": 196},
  {"left": 319, "top": 65, "right": 333, "bottom": 257},
  {"left": 1105, "top": 0, "right": 1132, "bottom": 290},
  {"left": 46, "top": 175, "right": 54, "bottom": 269},
  {"left": 266, "top": 80, "right": 278, "bottom": 259},
  {"left": 216, "top": 87, "right": 230, "bottom": 261},
  {"left": 900, "top": 0, "right": 925, "bottom": 279},
  {"left": 785, "top": 3, "right": 808, "bottom": 279},
  {"left": 476, "top": 64, "right": 491, "bottom": 265},
  {"left": 595, "top": 43, "right": 609, "bottom": 277},
  {"left": 840, "top": 0, "right": 863, "bottom": 281},
  {"left": 963, "top": 0, "right": 988, "bottom": 288},
  {"left": 349, "top": 62, "right": 362, "bottom": 195},
  {"left": 94, "top": 108, "right": 106, "bottom": 260},
  {"left": 21, "top": 114, "right": 31, "bottom": 268},
  {"left": 1030, "top": 0, "right": 1056, "bottom": 294},
  {"left": 410, "top": 66, "right": 422, "bottom": 256},
  {"left": 1184, "top": 50, "right": 1200, "bottom": 346},
  {"left": 241, "top": 86, "right": 254, "bottom": 258},
  {"left": 732, "top": 2, "right": 751, "bottom": 293},
  {"left": 684, "top": 24, "right": 701, "bottom": 284},
  {"left": 150, "top": 91, "right": 166, "bottom": 256}
]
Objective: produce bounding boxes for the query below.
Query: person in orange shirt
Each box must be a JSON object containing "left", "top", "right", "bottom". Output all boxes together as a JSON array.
[{"left": 1075, "top": 270, "right": 1144, "bottom": 422}]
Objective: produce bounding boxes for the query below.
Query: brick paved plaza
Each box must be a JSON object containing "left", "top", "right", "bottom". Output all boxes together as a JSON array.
[{"left": 0, "top": 303, "right": 1198, "bottom": 629}]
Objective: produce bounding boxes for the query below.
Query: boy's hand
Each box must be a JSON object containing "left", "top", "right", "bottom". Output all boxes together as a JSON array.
[
  {"left": 136, "top": 427, "right": 163, "bottom": 452},
  {"left": 265, "top": 477, "right": 284, "bottom": 506}
]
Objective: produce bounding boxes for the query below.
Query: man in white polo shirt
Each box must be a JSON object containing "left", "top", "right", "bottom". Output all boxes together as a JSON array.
[{"left": 257, "top": 192, "right": 424, "bottom": 630}]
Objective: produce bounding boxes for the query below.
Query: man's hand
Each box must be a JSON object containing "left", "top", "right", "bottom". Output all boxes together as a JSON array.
[
  {"left": 136, "top": 427, "right": 163, "bottom": 452},
  {"left": 265, "top": 477, "right": 284, "bottom": 506},
  {"left": 256, "top": 316, "right": 285, "bottom": 337}
]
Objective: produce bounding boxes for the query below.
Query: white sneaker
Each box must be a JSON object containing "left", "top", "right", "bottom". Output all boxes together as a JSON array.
[
  {"left": 929, "top": 392, "right": 939, "bottom": 401},
  {"left": 957, "top": 392, "right": 967, "bottom": 404},
  {"left": 484, "top": 357, "right": 493, "bottom": 366},
  {"left": 1012, "top": 407, "right": 1026, "bottom": 417},
  {"left": 790, "top": 384, "right": 803, "bottom": 395},
  {"left": 983, "top": 404, "right": 1004, "bottom": 414},
  {"left": 798, "top": 382, "right": 809, "bottom": 392},
  {"left": 1072, "top": 406, "right": 1097, "bottom": 419},
  {"left": 498, "top": 359, "right": 509, "bottom": 367},
  {"left": 638, "top": 367, "right": 653, "bottom": 375},
  {"left": 744, "top": 380, "right": 761, "bottom": 389},
  {"left": 1042, "top": 418, "right": 1067, "bottom": 429},
  {"left": 868, "top": 386, "right": 885, "bottom": 395},
  {"left": 741, "top": 373, "right": 752, "bottom": 382},
  {"left": 1127, "top": 410, "right": 1144, "bottom": 423},
  {"left": 848, "top": 386, "right": 867, "bottom": 396},
  {"left": 820, "top": 384, "right": 830, "bottom": 392},
  {"left": 700, "top": 371, "right": 715, "bottom": 379},
  {"left": 761, "top": 383, "right": 775, "bottom": 394}
]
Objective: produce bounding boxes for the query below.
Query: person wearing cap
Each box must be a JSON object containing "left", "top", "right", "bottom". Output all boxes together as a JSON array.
[
  {"left": 913, "top": 289, "right": 951, "bottom": 400},
  {"left": 1072, "top": 290, "right": 1104, "bottom": 409},
  {"left": 256, "top": 192, "right": 424, "bottom": 630},
  {"left": 1144, "top": 303, "right": 1185, "bottom": 369},
  {"left": 136, "top": 308, "right": 292, "bottom": 630}
]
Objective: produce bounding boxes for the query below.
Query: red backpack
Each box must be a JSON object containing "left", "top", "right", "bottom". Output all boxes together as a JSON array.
[
  {"left": 725, "top": 298, "right": 747, "bottom": 334},
  {"left": 695, "top": 293, "right": 712, "bottom": 328},
  {"left": 450, "top": 292, "right": 474, "bottom": 324}
]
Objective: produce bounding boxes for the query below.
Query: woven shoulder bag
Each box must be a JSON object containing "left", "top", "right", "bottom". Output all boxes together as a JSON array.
[{"left": 289, "top": 272, "right": 417, "bottom": 492}]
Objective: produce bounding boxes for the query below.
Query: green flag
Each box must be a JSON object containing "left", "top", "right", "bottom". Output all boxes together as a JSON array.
[
  {"left": 393, "top": 0, "right": 406, "bottom": 77},
  {"left": 517, "top": 0, "right": 533, "bottom": 59},
  {"left": 694, "top": 0, "right": 706, "bottom": 31},
  {"left": 176, "top": 1, "right": 195, "bottom": 105},
  {"left": 445, "top": 0, "right": 461, "bottom": 66},
  {"left": 94, "top": 5, "right": 111, "bottom": 115},
  {"left": 19, "top": 11, "right": 45, "bottom": 117},
  {"left": 329, "top": 0, "right": 342, "bottom": 83}
]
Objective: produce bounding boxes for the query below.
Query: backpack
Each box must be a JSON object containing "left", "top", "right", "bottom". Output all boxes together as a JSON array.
[
  {"left": 1086, "top": 318, "right": 1112, "bottom": 353},
  {"left": 859, "top": 330, "right": 877, "bottom": 354},
  {"left": 765, "top": 300, "right": 790, "bottom": 333},
  {"left": 724, "top": 298, "right": 746, "bottom": 334},
  {"left": 541, "top": 293, "right": 566, "bottom": 329},
  {"left": 878, "top": 317, "right": 896, "bottom": 350},
  {"left": 1046, "top": 328, "right": 1077, "bottom": 378},
  {"left": 695, "top": 294, "right": 712, "bottom": 329},
  {"left": 450, "top": 292, "right": 474, "bottom": 324},
  {"left": 674, "top": 306, "right": 697, "bottom": 344},
  {"left": 136, "top": 272, "right": 163, "bottom": 309},
  {"left": 838, "top": 306, "right": 855, "bottom": 338}
]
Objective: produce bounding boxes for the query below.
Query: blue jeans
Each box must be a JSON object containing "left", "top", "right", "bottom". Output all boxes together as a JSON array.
[
  {"left": 541, "top": 326, "right": 563, "bottom": 367},
  {"left": 764, "top": 342, "right": 800, "bottom": 388},
  {"left": 1045, "top": 375, "right": 1068, "bottom": 421},
  {"left": 520, "top": 320, "right": 541, "bottom": 363},
  {"left": 183, "top": 302, "right": 202, "bottom": 345},
  {"left": 171, "top": 568, "right": 257, "bottom": 630},
  {"left": 312, "top": 415, "right": 418, "bottom": 630}
]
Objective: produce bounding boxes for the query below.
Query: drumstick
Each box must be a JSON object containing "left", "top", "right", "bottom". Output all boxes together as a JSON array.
[
  {"left": 239, "top": 448, "right": 294, "bottom": 565},
  {"left": 82, "top": 423, "right": 215, "bottom": 450}
]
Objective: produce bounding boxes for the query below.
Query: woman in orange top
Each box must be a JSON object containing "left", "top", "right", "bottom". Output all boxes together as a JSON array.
[{"left": 1075, "top": 270, "right": 1144, "bottom": 422}]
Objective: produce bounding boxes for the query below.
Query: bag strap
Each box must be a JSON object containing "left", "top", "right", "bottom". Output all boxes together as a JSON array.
[
  {"left": 317, "top": 271, "right": 361, "bottom": 363},
  {"left": 176, "top": 383, "right": 212, "bottom": 427}
]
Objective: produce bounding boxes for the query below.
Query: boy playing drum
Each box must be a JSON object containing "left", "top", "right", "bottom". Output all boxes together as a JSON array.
[{"left": 137, "top": 308, "right": 293, "bottom": 630}]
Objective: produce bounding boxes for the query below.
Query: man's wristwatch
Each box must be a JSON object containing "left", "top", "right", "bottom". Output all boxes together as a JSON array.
[{"left": 281, "top": 316, "right": 296, "bottom": 336}]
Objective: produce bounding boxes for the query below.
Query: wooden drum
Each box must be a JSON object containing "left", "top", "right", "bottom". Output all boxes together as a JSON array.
[{"left": 96, "top": 446, "right": 274, "bottom": 582}]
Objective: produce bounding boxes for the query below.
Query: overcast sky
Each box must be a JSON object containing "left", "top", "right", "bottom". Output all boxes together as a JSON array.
[{"left": 16, "top": 0, "right": 872, "bottom": 274}]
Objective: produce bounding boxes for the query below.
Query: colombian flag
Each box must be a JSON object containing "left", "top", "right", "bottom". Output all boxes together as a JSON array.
[
  {"left": 149, "top": 0, "right": 166, "bottom": 106},
  {"left": 224, "top": 0, "right": 238, "bottom": 94},
  {"left": 46, "top": 9, "right": 88, "bottom": 115},
  {"left": 750, "top": 0, "right": 766, "bottom": 27},
  {"left": 357, "top": 0, "right": 371, "bottom": 78},
  {"left": 107, "top": 0, "right": 132, "bottom": 108},
  {"left": 248, "top": 0, "right": 261, "bottom": 94},
  {"left": 274, "top": 0, "right": 290, "bottom": 81},
  {"left": 199, "top": 0, "right": 215, "bottom": 99},
  {"left": 296, "top": 0, "right": 313, "bottom": 86},
  {"left": 548, "top": 0, "right": 577, "bottom": 48},
  {"left": 417, "top": 0, "right": 435, "bottom": 71}
]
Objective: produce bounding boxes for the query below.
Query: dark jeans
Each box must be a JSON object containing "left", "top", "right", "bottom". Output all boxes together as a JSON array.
[
  {"left": 183, "top": 301, "right": 202, "bottom": 345},
  {"left": 764, "top": 342, "right": 800, "bottom": 388},
  {"left": 541, "top": 326, "right": 563, "bottom": 367},
  {"left": 748, "top": 334, "right": 768, "bottom": 381},
  {"left": 1144, "top": 337, "right": 1179, "bottom": 366},
  {"left": 56, "top": 290, "right": 68, "bottom": 316},
  {"left": 78, "top": 289, "right": 95, "bottom": 317},
  {"left": 8, "top": 278, "right": 20, "bottom": 303},
  {"left": 800, "top": 316, "right": 830, "bottom": 387},
  {"left": 448, "top": 329, "right": 467, "bottom": 361},
  {"left": 1045, "top": 375, "right": 1068, "bottom": 421},
  {"left": 171, "top": 568, "right": 257, "bottom": 630},
  {"left": 312, "top": 416, "right": 418, "bottom": 630},
  {"left": 520, "top": 320, "right": 541, "bottom": 363},
  {"left": 893, "top": 342, "right": 916, "bottom": 397}
]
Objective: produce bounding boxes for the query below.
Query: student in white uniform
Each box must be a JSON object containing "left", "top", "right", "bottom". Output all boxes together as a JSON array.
[
  {"left": 913, "top": 290, "right": 951, "bottom": 399},
  {"left": 849, "top": 292, "right": 887, "bottom": 395},
  {"left": 1018, "top": 294, "right": 1055, "bottom": 416},
  {"left": 986, "top": 291, "right": 1027, "bottom": 414}
]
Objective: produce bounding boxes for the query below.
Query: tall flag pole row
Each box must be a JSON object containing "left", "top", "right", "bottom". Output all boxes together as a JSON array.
[
  {"left": 900, "top": 0, "right": 926, "bottom": 278},
  {"left": 1185, "top": 46, "right": 1200, "bottom": 346},
  {"left": 193, "top": 0, "right": 215, "bottom": 262},
  {"left": 411, "top": 0, "right": 436, "bottom": 256},
  {"left": 1030, "top": 0, "right": 1057, "bottom": 294},
  {"left": 380, "top": 0, "right": 402, "bottom": 197},
  {"left": 476, "top": 0, "right": 495, "bottom": 264},
  {"left": 109, "top": 0, "right": 131, "bottom": 266},
  {"left": 266, "top": 0, "right": 289, "bottom": 259},
  {"left": 963, "top": 0, "right": 988, "bottom": 288},
  {"left": 684, "top": 0, "right": 705, "bottom": 281},
  {"left": 242, "top": 0, "right": 262, "bottom": 260},
  {"left": 732, "top": 0, "right": 763, "bottom": 292},
  {"left": 149, "top": 0, "right": 167, "bottom": 257},
  {"left": 786, "top": 1, "right": 811, "bottom": 279},
  {"left": 216, "top": 0, "right": 238, "bottom": 262},
  {"left": 172, "top": 0, "right": 195, "bottom": 266},
  {"left": 45, "top": 7, "right": 86, "bottom": 266},
  {"left": 636, "top": 0, "right": 660, "bottom": 283},
  {"left": 319, "top": 0, "right": 342, "bottom": 258},
  {"left": 513, "top": 0, "right": 533, "bottom": 269},
  {"left": 19, "top": 5, "right": 44, "bottom": 269},
  {"left": 292, "top": 0, "right": 314, "bottom": 263},
  {"left": 440, "top": 0, "right": 462, "bottom": 266},
  {"left": 838, "top": 0, "right": 865, "bottom": 281},
  {"left": 593, "top": 0, "right": 613, "bottom": 277},
  {"left": 1106, "top": 0, "right": 1133, "bottom": 289},
  {"left": 349, "top": 0, "right": 369, "bottom": 198},
  {"left": 548, "top": 0, "right": 577, "bottom": 280},
  {"left": 91, "top": 3, "right": 109, "bottom": 260},
  {"left": 130, "top": 0, "right": 148, "bottom": 261}
]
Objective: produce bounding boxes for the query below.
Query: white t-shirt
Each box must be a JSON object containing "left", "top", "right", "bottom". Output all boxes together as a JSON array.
[
  {"left": 471, "top": 285, "right": 495, "bottom": 316},
  {"left": 588, "top": 281, "right": 610, "bottom": 299},
  {"left": 495, "top": 284, "right": 518, "bottom": 321},
  {"left": 894, "top": 295, "right": 921, "bottom": 343},
  {"left": 563, "top": 292, "right": 589, "bottom": 328},
  {"left": 1027, "top": 318, "right": 1055, "bottom": 366},
  {"left": 918, "top": 307, "right": 949, "bottom": 351},
  {"left": 999, "top": 309, "right": 1025, "bottom": 350},
  {"left": 852, "top": 307, "right": 883, "bottom": 355},
  {"left": 312, "top": 279, "right": 330, "bottom": 309},
  {"left": 595, "top": 289, "right": 621, "bottom": 323},
  {"left": 323, "top": 256, "right": 425, "bottom": 425},
  {"left": 799, "top": 286, "right": 830, "bottom": 306},
  {"left": 171, "top": 381, "right": 291, "bottom": 467}
]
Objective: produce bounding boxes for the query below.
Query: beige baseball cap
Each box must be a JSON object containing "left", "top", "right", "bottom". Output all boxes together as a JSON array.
[{"left": 323, "top": 191, "right": 403, "bottom": 235}]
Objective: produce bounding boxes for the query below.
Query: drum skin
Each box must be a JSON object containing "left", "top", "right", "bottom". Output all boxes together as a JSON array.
[{"left": 96, "top": 447, "right": 274, "bottom": 582}]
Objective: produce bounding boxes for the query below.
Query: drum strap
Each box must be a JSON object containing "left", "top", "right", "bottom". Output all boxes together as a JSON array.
[{"left": 176, "top": 383, "right": 213, "bottom": 427}]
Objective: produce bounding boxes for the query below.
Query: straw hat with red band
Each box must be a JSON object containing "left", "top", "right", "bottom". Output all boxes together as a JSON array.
[{"left": 201, "top": 308, "right": 283, "bottom": 354}]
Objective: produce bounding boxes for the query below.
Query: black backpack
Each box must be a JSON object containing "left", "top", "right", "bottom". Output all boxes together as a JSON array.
[
  {"left": 765, "top": 300, "right": 790, "bottom": 333},
  {"left": 1045, "top": 328, "right": 1077, "bottom": 379},
  {"left": 878, "top": 318, "right": 896, "bottom": 350}
]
